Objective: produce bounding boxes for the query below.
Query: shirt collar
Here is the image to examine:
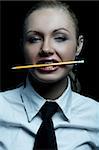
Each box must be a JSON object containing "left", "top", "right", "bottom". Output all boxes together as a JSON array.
[
  {"left": 55, "top": 77, "right": 72, "bottom": 121},
  {"left": 20, "top": 76, "right": 72, "bottom": 122},
  {"left": 20, "top": 77, "right": 46, "bottom": 122}
]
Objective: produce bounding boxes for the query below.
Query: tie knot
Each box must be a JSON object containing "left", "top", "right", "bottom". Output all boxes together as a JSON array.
[{"left": 40, "top": 101, "right": 58, "bottom": 120}]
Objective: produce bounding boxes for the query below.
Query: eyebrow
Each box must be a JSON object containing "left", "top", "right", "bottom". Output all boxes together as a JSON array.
[
  {"left": 53, "top": 28, "right": 70, "bottom": 33},
  {"left": 25, "top": 30, "right": 40, "bottom": 35},
  {"left": 25, "top": 28, "right": 70, "bottom": 35}
]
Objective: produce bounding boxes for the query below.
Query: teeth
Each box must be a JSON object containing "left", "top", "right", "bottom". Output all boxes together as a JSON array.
[
  {"left": 45, "top": 66, "right": 54, "bottom": 69},
  {"left": 38, "top": 60, "right": 58, "bottom": 64},
  {"left": 43, "top": 61, "right": 54, "bottom": 64},
  {"left": 43, "top": 66, "right": 55, "bottom": 70},
  {"left": 45, "top": 62, "right": 53, "bottom": 64},
  {"left": 40, "top": 65, "right": 55, "bottom": 70}
]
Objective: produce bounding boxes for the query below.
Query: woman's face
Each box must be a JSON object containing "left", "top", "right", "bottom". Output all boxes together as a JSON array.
[{"left": 23, "top": 8, "right": 81, "bottom": 83}]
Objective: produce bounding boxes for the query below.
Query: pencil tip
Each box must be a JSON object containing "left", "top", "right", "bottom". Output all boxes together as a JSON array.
[{"left": 80, "top": 60, "right": 84, "bottom": 63}]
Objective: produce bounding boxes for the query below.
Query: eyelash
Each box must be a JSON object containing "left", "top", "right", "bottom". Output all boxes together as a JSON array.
[
  {"left": 54, "top": 36, "right": 67, "bottom": 42},
  {"left": 25, "top": 35, "right": 67, "bottom": 44},
  {"left": 26, "top": 36, "right": 42, "bottom": 43}
]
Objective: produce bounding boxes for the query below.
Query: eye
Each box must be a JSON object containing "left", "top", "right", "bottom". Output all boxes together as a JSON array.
[
  {"left": 26, "top": 35, "right": 42, "bottom": 44},
  {"left": 54, "top": 34, "right": 68, "bottom": 42},
  {"left": 55, "top": 36, "right": 67, "bottom": 42}
]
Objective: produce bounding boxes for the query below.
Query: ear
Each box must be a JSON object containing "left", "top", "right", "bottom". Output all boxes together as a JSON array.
[{"left": 76, "top": 35, "right": 84, "bottom": 56}]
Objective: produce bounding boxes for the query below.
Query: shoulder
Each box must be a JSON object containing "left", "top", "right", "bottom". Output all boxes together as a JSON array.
[
  {"left": 71, "top": 91, "right": 99, "bottom": 122},
  {"left": 70, "top": 92, "right": 99, "bottom": 131},
  {"left": 0, "top": 86, "right": 23, "bottom": 103},
  {"left": 72, "top": 91, "right": 99, "bottom": 108},
  {"left": 0, "top": 85, "right": 26, "bottom": 124},
  {"left": 0, "top": 86, "right": 24, "bottom": 119}
]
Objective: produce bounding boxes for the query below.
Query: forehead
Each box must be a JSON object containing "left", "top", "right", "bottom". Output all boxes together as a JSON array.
[{"left": 25, "top": 8, "right": 75, "bottom": 33}]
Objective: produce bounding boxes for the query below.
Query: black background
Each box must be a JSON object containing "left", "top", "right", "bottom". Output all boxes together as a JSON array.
[{"left": 0, "top": 1, "right": 99, "bottom": 102}]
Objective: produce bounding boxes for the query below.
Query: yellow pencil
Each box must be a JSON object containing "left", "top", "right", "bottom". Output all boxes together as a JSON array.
[{"left": 11, "top": 60, "right": 84, "bottom": 70}]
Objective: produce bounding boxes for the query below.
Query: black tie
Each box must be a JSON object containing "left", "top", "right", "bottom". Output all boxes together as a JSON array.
[{"left": 33, "top": 101, "right": 58, "bottom": 150}]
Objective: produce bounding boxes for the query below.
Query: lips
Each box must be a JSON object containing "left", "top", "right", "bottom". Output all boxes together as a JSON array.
[{"left": 36, "top": 59, "right": 60, "bottom": 73}]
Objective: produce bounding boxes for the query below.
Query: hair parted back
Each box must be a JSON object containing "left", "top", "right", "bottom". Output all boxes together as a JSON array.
[
  {"left": 23, "top": 0, "right": 81, "bottom": 93},
  {"left": 24, "top": 1, "right": 79, "bottom": 39}
]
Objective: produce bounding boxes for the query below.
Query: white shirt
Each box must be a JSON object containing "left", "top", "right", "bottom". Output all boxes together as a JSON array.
[{"left": 0, "top": 77, "right": 99, "bottom": 150}]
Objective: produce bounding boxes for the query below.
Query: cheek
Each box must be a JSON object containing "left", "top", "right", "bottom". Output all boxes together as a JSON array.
[
  {"left": 56, "top": 42, "right": 77, "bottom": 60},
  {"left": 23, "top": 44, "right": 39, "bottom": 63}
]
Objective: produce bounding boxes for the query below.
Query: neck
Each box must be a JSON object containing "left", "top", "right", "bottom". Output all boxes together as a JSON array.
[{"left": 28, "top": 73, "right": 68, "bottom": 100}]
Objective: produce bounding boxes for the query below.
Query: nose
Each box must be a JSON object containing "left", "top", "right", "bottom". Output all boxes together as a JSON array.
[{"left": 39, "top": 38, "right": 54, "bottom": 56}]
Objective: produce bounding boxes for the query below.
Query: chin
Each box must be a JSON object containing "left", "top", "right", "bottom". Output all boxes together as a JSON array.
[{"left": 30, "top": 69, "right": 69, "bottom": 84}]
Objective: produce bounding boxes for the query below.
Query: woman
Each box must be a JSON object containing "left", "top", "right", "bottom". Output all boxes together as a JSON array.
[{"left": 0, "top": 1, "right": 99, "bottom": 150}]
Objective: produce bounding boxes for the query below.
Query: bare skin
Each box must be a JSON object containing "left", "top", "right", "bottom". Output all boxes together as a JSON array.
[{"left": 24, "top": 8, "right": 83, "bottom": 100}]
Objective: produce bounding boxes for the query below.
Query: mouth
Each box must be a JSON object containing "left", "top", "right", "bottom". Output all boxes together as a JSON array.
[{"left": 36, "top": 59, "right": 60, "bottom": 73}]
